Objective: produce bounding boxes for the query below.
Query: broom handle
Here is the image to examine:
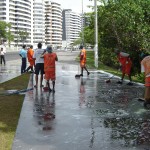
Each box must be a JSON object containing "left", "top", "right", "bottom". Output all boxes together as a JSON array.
[
  {"left": 108, "top": 69, "right": 119, "bottom": 80},
  {"left": 109, "top": 75, "right": 114, "bottom": 80}
]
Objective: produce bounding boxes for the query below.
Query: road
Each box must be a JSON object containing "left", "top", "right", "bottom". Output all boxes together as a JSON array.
[
  {"left": 5, "top": 51, "right": 80, "bottom": 63},
  {"left": 5, "top": 51, "right": 20, "bottom": 61},
  {"left": 0, "top": 51, "right": 80, "bottom": 83}
]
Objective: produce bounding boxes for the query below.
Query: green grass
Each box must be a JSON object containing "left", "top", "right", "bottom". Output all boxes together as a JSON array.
[
  {"left": 86, "top": 51, "right": 144, "bottom": 83},
  {"left": 0, "top": 73, "right": 30, "bottom": 150}
]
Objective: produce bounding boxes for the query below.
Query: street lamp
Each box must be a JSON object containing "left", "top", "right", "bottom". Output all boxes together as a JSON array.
[
  {"left": 94, "top": 0, "right": 98, "bottom": 68},
  {"left": 81, "top": 0, "right": 84, "bottom": 46},
  {"left": 16, "top": 17, "right": 19, "bottom": 51}
]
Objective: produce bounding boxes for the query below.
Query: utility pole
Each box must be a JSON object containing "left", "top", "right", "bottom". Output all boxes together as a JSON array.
[
  {"left": 94, "top": 0, "right": 98, "bottom": 68},
  {"left": 17, "top": 17, "right": 18, "bottom": 51},
  {"left": 81, "top": 0, "right": 84, "bottom": 46}
]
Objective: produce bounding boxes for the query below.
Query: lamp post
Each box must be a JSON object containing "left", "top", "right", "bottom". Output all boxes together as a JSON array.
[
  {"left": 81, "top": 0, "right": 84, "bottom": 46},
  {"left": 16, "top": 17, "right": 19, "bottom": 51},
  {"left": 94, "top": 0, "right": 98, "bottom": 68}
]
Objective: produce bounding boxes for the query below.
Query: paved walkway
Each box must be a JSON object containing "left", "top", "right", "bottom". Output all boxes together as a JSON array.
[
  {"left": 1, "top": 51, "right": 150, "bottom": 150},
  {"left": 0, "top": 59, "right": 22, "bottom": 83}
]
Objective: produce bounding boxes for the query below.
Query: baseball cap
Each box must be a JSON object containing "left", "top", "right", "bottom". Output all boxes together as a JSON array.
[{"left": 46, "top": 45, "right": 52, "bottom": 53}]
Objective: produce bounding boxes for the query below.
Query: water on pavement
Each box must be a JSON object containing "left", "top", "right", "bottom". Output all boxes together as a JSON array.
[
  {"left": 1, "top": 51, "right": 150, "bottom": 150},
  {"left": 0, "top": 59, "right": 21, "bottom": 83},
  {"left": 11, "top": 61, "right": 150, "bottom": 150}
]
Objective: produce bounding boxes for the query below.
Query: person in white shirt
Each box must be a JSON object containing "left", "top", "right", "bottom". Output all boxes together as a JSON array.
[
  {"left": 33, "top": 43, "right": 45, "bottom": 88},
  {"left": 0, "top": 47, "right": 6, "bottom": 65}
]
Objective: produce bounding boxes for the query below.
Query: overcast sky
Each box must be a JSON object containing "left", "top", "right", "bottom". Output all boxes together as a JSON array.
[{"left": 54, "top": 0, "right": 94, "bottom": 13}]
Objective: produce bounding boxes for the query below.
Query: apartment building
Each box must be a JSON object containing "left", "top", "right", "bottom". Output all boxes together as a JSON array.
[
  {"left": 45, "top": 1, "right": 62, "bottom": 49},
  {"left": 0, "top": 0, "right": 62, "bottom": 49},
  {"left": 62, "top": 9, "right": 82, "bottom": 49},
  {"left": 0, "top": 0, "right": 32, "bottom": 47},
  {"left": 33, "top": 0, "right": 45, "bottom": 47}
]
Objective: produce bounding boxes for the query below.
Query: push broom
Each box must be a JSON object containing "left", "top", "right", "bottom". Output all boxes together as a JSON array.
[
  {"left": 105, "top": 69, "right": 120, "bottom": 83},
  {"left": 105, "top": 75, "right": 115, "bottom": 83}
]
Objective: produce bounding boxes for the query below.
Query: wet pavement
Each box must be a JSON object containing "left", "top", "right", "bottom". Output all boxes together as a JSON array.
[
  {"left": 1, "top": 51, "right": 150, "bottom": 150},
  {"left": 0, "top": 59, "right": 22, "bottom": 83}
]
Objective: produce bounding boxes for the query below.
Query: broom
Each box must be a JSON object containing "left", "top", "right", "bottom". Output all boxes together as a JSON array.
[
  {"left": 105, "top": 69, "right": 120, "bottom": 83},
  {"left": 105, "top": 75, "right": 114, "bottom": 83}
]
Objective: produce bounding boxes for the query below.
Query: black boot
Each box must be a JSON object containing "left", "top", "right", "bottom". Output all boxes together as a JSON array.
[
  {"left": 144, "top": 101, "right": 150, "bottom": 109},
  {"left": 116, "top": 80, "right": 123, "bottom": 84},
  {"left": 127, "top": 82, "right": 133, "bottom": 86}
]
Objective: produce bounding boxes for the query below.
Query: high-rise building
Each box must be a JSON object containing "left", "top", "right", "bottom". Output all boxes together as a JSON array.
[
  {"left": 33, "top": 0, "right": 45, "bottom": 47},
  {"left": 45, "top": 1, "right": 62, "bottom": 49},
  {"left": 0, "top": 0, "right": 32, "bottom": 48},
  {"left": 0, "top": 0, "right": 62, "bottom": 49},
  {"left": 62, "top": 9, "right": 82, "bottom": 49}
]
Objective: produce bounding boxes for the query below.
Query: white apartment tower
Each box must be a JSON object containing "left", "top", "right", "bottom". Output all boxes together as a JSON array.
[
  {"left": 62, "top": 9, "right": 82, "bottom": 48},
  {"left": 45, "top": 1, "right": 62, "bottom": 49},
  {"left": 33, "top": 0, "right": 45, "bottom": 47},
  {"left": 0, "top": 0, "right": 32, "bottom": 47},
  {"left": 0, "top": 0, "right": 62, "bottom": 48}
]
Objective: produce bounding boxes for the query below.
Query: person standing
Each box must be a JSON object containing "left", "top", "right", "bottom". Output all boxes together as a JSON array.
[
  {"left": 33, "top": 42, "right": 45, "bottom": 88},
  {"left": 0, "top": 47, "right": 6, "bottom": 65},
  {"left": 19, "top": 45, "right": 27, "bottom": 74},
  {"left": 116, "top": 51, "right": 133, "bottom": 85},
  {"left": 41, "top": 45, "right": 58, "bottom": 92},
  {"left": 79, "top": 45, "right": 90, "bottom": 76},
  {"left": 141, "top": 54, "right": 150, "bottom": 108},
  {"left": 26, "top": 45, "right": 35, "bottom": 72}
]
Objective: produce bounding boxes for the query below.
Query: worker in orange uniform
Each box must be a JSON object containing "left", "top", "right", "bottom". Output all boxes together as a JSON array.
[
  {"left": 79, "top": 45, "right": 90, "bottom": 77},
  {"left": 41, "top": 45, "right": 58, "bottom": 93},
  {"left": 26, "top": 45, "right": 35, "bottom": 72},
  {"left": 141, "top": 54, "right": 150, "bottom": 108},
  {"left": 116, "top": 51, "right": 133, "bottom": 85}
]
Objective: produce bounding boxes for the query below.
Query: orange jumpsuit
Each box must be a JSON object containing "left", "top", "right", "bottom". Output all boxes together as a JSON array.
[
  {"left": 80, "top": 49, "right": 86, "bottom": 68},
  {"left": 141, "top": 56, "right": 150, "bottom": 101},
  {"left": 141, "top": 56, "right": 150, "bottom": 85},
  {"left": 27, "top": 48, "right": 34, "bottom": 67},
  {"left": 43, "top": 53, "right": 57, "bottom": 81},
  {"left": 118, "top": 53, "right": 132, "bottom": 75}
]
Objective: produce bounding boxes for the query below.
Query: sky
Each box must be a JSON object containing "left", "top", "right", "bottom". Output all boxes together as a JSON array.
[{"left": 54, "top": 0, "right": 94, "bottom": 13}]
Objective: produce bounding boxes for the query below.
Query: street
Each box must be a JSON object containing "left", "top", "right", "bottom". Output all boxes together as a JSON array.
[
  {"left": 5, "top": 51, "right": 20, "bottom": 62},
  {"left": 0, "top": 51, "right": 80, "bottom": 83}
]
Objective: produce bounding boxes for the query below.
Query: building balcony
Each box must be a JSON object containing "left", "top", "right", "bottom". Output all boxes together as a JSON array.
[
  {"left": 16, "top": 13, "right": 31, "bottom": 19},
  {"left": 16, "top": 2, "right": 31, "bottom": 9},
  {"left": 52, "top": 7, "right": 62, "bottom": 12},
  {"left": 15, "top": 8, "right": 31, "bottom": 15}
]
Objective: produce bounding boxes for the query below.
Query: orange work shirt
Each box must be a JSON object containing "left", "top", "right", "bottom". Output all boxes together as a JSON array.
[
  {"left": 118, "top": 53, "right": 132, "bottom": 75},
  {"left": 27, "top": 48, "right": 34, "bottom": 62},
  {"left": 80, "top": 49, "right": 86, "bottom": 67},
  {"left": 141, "top": 56, "right": 150, "bottom": 87},
  {"left": 141, "top": 56, "right": 150, "bottom": 76},
  {"left": 27, "top": 48, "right": 34, "bottom": 66},
  {"left": 44, "top": 53, "right": 57, "bottom": 81}
]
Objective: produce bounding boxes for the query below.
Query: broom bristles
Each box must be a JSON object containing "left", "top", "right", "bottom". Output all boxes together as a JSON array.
[
  {"left": 75, "top": 74, "right": 80, "bottom": 78},
  {"left": 105, "top": 79, "right": 111, "bottom": 83}
]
